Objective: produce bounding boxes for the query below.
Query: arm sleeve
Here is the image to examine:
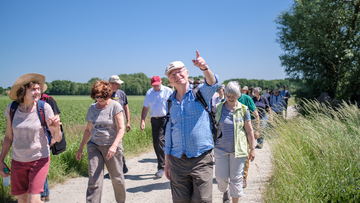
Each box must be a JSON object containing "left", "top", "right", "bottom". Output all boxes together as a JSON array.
[
  {"left": 164, "top": 100, "right": 172, "bottom": 155},
  {"left": 200, "top": 73, "right": 219, "bottom": 104},
  {"left": 244, "top": 108, "right": 251, "bottom": 121},
  {"left": 113, "top": 101, "right": 123, "bottom": 117},
  {"left": 44, "top": 103, "right": 55, "bottom": 122},
  {"left": 123, "top": 94, "right": 129, "bottom": 106},
  {"left": 248, "top": 98, "right": 257, "bottom": 112},
  {"left": 46, "top": 98, "right": 61, "bottom": 114},
  {"left": 142, "top": 91, "right": 150, "bottom": 107},
  {"left": 4, "top": 103, "right": 11, "bottom": 120}
]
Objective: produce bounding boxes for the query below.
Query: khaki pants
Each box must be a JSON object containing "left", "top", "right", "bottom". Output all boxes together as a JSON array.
[
  {"left": 86, "top": 141, "right": 126, "bottom": 203},
  {"left": 169, "top": 150, "right": 213, "bottom": 203}
]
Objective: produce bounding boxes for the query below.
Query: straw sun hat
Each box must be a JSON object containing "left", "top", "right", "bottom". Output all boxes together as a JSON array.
[{"left": 9, "top": 73, "right": 47, "bottom": 100}]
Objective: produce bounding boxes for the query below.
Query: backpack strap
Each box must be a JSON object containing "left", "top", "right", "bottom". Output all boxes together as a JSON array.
[
  {"left": 10, "top": 101, "right": 19, "bottom": 124},
  {"left": 37, "top": 100, "right": 47, "bottom": 133}
]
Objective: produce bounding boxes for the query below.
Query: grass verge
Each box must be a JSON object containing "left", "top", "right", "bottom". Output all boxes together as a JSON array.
[{"left": 264, "top": 100, "right": 360, "bottom": 202}]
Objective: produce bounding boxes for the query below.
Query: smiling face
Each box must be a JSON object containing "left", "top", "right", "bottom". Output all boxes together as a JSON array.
[
  {"left": 110, "top": 82, "right": 120, "bottom": 92},
  {"left": 24, "top": 83, "right": 41, "bottom": 102},
  {"left": 167, "top": 68, "right": 189, "bottom": 86},
  {"left": 226, "top": 93, "right": 238, "bottom": 105}
]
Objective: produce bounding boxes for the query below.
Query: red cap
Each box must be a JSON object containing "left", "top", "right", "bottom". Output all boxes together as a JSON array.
[{"left": 151, "top": 76, "right": 162, "bottom": 85}]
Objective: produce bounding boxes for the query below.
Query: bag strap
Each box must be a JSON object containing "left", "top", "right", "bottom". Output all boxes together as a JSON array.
[
  {"left": 10, "top": 101, "right": 19, "bottom": 124},
  {"left": 37, "top": 100, "right": 47, "bottom": 132}
]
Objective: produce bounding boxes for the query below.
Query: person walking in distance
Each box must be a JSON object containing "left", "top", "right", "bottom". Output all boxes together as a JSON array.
[
  {"left": 165, "top": 50, "right": 218, "bottom": 202},
  {"left": 270, "top": 88, "right": 285, "bottom": 117},
  {"left": 109, "top": 75, "right": 131, "bottom": 174},
  {"left": 280, "top": 85, "right": 291, "bottom": 118},
  {"left": 140, "top": 76, "right": 173, "bottom": 178}
]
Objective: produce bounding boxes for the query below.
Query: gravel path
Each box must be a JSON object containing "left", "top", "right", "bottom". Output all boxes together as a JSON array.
[
  {"left": 49, "top": 144, "right": 272, "bottom": 203},
  {"left": 48, "top": 105, "right": 301, "bottom": 203}
]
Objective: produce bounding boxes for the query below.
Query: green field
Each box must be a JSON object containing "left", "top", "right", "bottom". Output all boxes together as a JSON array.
[{"left": 0, "top": 95, "right": 152, "bottom": 203}]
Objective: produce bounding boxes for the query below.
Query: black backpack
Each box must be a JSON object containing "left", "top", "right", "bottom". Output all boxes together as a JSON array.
[{"left": 166, "top": 85, "right": 219, "bottom": 142}]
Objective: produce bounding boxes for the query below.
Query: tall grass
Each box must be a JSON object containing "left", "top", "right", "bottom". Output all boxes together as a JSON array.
[
  {"left": 264, "top": 100, "right": 360, "bottom": 202},
  {"left": 0, "top": 95, "right": 153, "bottom": 203}
]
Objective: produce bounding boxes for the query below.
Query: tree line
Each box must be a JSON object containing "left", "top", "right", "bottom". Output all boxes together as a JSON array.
[{"left": 1, "top": 74, "right": 292, "bottom": 96}]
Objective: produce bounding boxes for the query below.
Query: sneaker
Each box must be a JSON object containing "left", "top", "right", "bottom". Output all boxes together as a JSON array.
[
  {"left": 243, "top": 179, "right": 247, "bottom": 188},
  {"left": 256, "top": 144, "right": 263, "bottom": 149},
  {"left": 222, "top": 190, "right": 230, "bottom": 203},
  {"left": 155, "top": 169, "right": 164, "bottom": 178},
  {"left": 41, "top": 195, "right": 50, "bottom": 202}
]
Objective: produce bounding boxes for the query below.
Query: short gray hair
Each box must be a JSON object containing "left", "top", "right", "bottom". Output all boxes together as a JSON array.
[
  {"left": 254, "top": 87, "right": 262, "bottom": 94},
  {"left": 225, "top": 81, "right": 241, "bottom": 98}
]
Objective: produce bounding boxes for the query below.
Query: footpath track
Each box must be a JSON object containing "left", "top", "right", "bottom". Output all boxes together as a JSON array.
[{"left": 49, "top": 143, "right": 271, "bottom": 203}]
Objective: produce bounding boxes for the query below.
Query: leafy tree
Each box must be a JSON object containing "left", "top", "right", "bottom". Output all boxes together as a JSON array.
[{"left": 276, "top": 0, "right": 360, "bottom": 101}]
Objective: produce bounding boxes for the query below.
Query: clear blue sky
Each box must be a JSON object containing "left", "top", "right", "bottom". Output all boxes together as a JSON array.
[{"left": 0, "top": 0, "right": 293, "bottom": 88}]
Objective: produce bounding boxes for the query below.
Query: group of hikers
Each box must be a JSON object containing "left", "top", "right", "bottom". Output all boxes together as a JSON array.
[{"left": 0, "top": 50, "right": 290, "bottom": 203}]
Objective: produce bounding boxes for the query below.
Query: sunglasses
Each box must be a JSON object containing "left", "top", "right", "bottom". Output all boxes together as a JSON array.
[{"left": 95, "top": 95, "right": 105, "bottom": 99}]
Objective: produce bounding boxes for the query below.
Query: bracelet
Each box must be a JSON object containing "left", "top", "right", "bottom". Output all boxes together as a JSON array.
[{"left": 201, "top": 65, "right": 209, "bottom": 71}]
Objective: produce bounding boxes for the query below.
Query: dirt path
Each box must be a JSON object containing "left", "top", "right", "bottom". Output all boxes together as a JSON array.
[
  {"left": 49, "top": 106, "right": 300, "bottom": 203},
  {"left": 49, "top": 145, "right": 271, "bottom": 203}
]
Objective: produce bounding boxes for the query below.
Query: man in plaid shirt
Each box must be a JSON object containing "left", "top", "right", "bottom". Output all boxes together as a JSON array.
[{"left": 164, "top": 50, "right": 218, "bottom": 203}]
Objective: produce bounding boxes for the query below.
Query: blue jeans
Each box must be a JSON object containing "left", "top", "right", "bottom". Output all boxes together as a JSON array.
[
  {"left": 257, "top": 115, "right": 268, "bottom": 145},
  {"left": 41, "top": 177, "right": 49, "bottom": 197}
]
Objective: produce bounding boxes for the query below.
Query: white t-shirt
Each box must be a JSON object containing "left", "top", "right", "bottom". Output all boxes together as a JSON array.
[{"left": 5, "top": 102, "right": 54, "bottom": 162}]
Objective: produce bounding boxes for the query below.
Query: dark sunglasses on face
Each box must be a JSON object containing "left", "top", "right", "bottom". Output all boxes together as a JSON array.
[{"left": 95, "top": 95, "right": 105, "bottom": 99}]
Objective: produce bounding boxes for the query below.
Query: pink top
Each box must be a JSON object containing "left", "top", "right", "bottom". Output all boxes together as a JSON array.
[{"left": 4, "top": 102, "right": 54, "bottom": 162}]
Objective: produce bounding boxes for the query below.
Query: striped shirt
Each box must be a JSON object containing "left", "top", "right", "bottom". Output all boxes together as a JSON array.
[
  {"left": 164, "top": 74, "right": 219, "bottom": 158},
  {"left": 215, "top": 105, "right": 250, "bottom": 153}
]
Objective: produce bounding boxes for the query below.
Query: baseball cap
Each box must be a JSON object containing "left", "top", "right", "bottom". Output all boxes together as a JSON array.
[
  {"left": 151, "top": 76, "right": 162, "bottom": 85},
  {"left": 165, "top": 61, "right": 185, "bottom": 77},
  {"left": 109, "top": 75, "right": 124, "bottom": 85}
]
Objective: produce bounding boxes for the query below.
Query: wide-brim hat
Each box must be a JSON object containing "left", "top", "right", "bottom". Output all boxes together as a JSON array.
[
  {"left": 242, "top": 86, "right": 249, "bottom": 93},
  {"left": 274, "top": 88, "right": 280, "bottom": 93},
  {"left": 109, "top": 75, "right": 124, "bottom": 85},
  {"left": 9, "top": 73, "right": 47, "bottom": 100}
]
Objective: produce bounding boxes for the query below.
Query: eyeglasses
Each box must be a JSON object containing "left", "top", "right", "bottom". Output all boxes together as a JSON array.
[
  {"left": 95, "top": 95, "right": 105, "bottom": 99},
  {"left": 170, "top": 68, "right": 185, "bottom": 78}
]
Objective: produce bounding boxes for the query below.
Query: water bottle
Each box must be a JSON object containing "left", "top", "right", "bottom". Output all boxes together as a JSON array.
[{"left": 3, "top": 168, "right": 10, "bottom": 186}]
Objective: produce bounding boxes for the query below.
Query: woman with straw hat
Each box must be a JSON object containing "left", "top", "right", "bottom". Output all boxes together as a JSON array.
[{"left": 0, "top": 73, "right": 62, "bottom": 203}]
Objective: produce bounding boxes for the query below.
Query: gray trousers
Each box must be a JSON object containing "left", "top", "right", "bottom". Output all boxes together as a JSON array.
[
  {"left": 151, "top": 117, "right": 166, "bottom": 170},
  {"left": 169, "top": 149, "right": 214, "bottom": 203},
  {"left": 86, "top": 141, "right": 126, "bottom": 203}
]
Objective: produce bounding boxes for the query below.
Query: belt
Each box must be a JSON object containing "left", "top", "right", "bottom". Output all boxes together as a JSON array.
[{"left": 152, "top": 116, "right": 166, "bottom": 119}]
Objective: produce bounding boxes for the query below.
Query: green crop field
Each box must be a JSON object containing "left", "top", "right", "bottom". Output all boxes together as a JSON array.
[{"left": 0, "top": 95, "right": 152, "bottom": 203}]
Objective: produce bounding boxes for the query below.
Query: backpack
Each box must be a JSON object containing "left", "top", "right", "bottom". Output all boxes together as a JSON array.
[
  {"left": 40, "top": 94, "right": 66, "bottom": 155},
  {"left": 166, "top": 85, "right": 218, "bottom": 142},
  {"left": 10, "top": 97, "right": 66, "bottom": 155}
]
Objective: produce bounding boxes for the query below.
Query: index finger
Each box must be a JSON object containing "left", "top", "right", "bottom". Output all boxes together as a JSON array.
[{"left": 196, "top": 50, "right": 200, "bottom": 58}]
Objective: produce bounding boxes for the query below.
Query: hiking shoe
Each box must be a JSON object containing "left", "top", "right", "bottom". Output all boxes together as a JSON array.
[
  {"left": 155, "top": 169, "right": 164, "bottom": 178},
  {"left": 123, "top": 163, "right": 129, "bottom": 174},
  {"left": 243, "top": 179, "right": 247, "bottom": 188},
  {"left": 41, "top": 195, "right": 50, "bottom": 202},
  {"left": 222, "top": 190, "right": 230, "bottom": 203},
  {"left": 256, "top": 144, "right": 263, "bottom": 149}
]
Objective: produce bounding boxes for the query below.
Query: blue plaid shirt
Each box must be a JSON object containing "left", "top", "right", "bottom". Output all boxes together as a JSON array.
[{"left": 164, "top": 74, "right": 219, "bottom": 158}]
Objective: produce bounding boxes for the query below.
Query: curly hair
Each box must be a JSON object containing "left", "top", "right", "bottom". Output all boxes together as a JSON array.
[
  {"left": 90, "top": 80, "right": 112, "bottom": 100},
  {"left": 15, "top": 81, "right": 40, "bottom": 103}
]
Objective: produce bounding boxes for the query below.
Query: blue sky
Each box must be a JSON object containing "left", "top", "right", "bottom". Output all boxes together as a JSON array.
[{"left": 0, "top": 0, "right": 293, "bottom": 88}]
